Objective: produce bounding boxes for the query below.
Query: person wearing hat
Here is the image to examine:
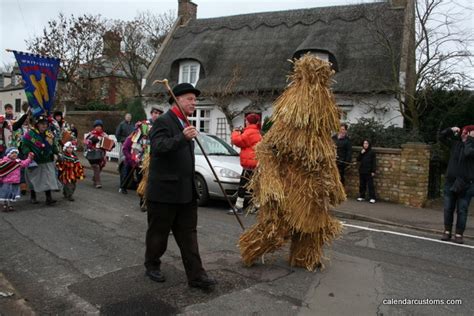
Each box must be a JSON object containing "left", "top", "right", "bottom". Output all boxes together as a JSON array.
[
  {"left": 56, "top": 141, "right": 84, "bottom": 201},
  {"left": 144, "top": 83, "right": 217, "bottom": 290},
  {"left": 0, "top": 147, "right": 34, "bottom": 212},
  {"left": 439, "top": 124, "right": 474, "bottom": 244},
  {"left": 148, "top": 106, "right": 164, "bottom": 126},
  {"left": 84, "top": 119, "right": 109, "bottom": 188},
  {"left": 21, "top": 115, "right": 61, "bottom": 205},
  {"left": 227, "top": 113, "right": 263, "bottom": 215}
]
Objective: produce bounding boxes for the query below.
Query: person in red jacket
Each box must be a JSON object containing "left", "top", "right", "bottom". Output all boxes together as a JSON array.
[{"left": 228, "top": 113, "right": 262, "bottom": 215}]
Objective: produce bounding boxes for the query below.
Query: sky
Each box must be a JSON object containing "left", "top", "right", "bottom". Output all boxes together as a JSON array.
[
  {"left": 0, "top": 0, "right": 382, "bottom": 66},
  {"left": 1, "top": 0, "right": 473, "bottom": 75}
]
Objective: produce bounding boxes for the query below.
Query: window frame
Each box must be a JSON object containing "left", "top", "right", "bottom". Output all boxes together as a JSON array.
[
  {"left": 178, "top": 60, "right": 200, "bottom": 86},
  {"left": 189, "top": 107, "right": 211, "bottom": 133}
]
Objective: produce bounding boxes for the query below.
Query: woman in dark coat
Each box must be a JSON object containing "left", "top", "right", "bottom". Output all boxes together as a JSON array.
[{"left": 357, "top": 139, "right": 376, "bottom": 203}]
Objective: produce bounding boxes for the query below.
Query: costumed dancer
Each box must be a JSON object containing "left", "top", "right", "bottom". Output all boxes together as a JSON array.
[
  {"left": 119, "top": 121, "right": 150, "bottom": 194},
  {"left": 51, "top": 110, "right": 74, "bottom": 150},
  {"left": 136, "top": 107, "right": 163, "bottom": 210},
  {"left": 239, "top": 54, "right": 346, "bottom": 271},
  {"left": 21, "top": 115, "right": 60, "bottom": 205},
  {"left": 56, "top": 141, "right": 85, "bottom": 201},
  {"left": 0, "top": 148, "right": 34, "bottom": 212},
  {"left": 84, "top": 120, "right": 110, "bottom": 188}
]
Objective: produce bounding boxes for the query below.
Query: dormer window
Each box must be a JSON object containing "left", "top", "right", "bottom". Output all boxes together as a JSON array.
[
  {"left": 311, "top": 51, "right": 329, "bottom": 62},
  {"left": 293, "top": 49, "right": 338, "bottom": 72},
  {"left": 179, "top": 60, "right": 200, "bottom": 86}
]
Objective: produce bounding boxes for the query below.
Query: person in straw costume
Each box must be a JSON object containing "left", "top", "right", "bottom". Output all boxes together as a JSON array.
[{"left": 239, "top": 54, "right": 346, "bottom": 271}]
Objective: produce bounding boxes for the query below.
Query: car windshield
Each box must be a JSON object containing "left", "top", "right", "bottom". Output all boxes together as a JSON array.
[{"left": 195, "top": 134, "right": 238, "bottom": 156}]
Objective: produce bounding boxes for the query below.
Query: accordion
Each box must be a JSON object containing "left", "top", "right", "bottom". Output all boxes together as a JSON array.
[
  {"left": 98, "top": 137, "right": 115, "bottom": 151},
  {"left": 61, "top": 130, "right": 72, "bottom": 144}
]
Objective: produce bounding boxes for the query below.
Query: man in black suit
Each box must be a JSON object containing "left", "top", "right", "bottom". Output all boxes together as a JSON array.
[{"left": 144, "top": 83, "right": 217, "bottom": 290}]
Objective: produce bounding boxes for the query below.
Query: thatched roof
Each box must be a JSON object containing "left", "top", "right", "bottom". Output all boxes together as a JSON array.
[{"left": 143, "top": 2, "right": 405, "bottom": 97}]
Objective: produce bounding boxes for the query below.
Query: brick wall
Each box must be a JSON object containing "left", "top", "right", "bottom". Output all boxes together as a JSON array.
[
  {"left": 65, "top": 111, "right": 125, "bottom": 149},
  {"left": 345, "top": 142, "right": 431, "bottom": 208}
]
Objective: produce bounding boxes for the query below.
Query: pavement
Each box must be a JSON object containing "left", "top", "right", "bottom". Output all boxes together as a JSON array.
[{"left": 78, "top": 155, "right": 473, "bottom": 240}]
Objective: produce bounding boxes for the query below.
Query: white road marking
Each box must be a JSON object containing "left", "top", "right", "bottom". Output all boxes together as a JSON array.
[{"left": 342, "top": 223, "right": 474, "bottom": 249}]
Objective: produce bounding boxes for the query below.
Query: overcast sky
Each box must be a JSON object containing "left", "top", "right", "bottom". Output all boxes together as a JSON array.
[{"left": 1, "top": 0, "right": 473, "bottom": 73}]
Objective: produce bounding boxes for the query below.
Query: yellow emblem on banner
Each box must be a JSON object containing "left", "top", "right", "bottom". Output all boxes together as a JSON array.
[{"left": 30, "top": 73, "right": 49, "bottom": 107}]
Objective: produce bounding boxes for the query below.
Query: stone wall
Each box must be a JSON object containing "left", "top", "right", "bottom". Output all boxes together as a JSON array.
[{"left": 345, "top": 142, "right": 431, "bottom": 208}]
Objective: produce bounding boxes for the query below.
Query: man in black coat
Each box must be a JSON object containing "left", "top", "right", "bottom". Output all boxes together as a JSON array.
[
  {"left": 332, "top": 123, "right": 352, "bottom": 185},
  {"left": 144, "top": 83, "right": 217, "bottom": 290},
  {"left": 439, "top": 125, "right": 474, "bottom": 244}
]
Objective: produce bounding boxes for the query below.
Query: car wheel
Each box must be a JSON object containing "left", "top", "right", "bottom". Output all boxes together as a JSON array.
[{"left": 195, "top": 174, "right": 209, "bottom": 206}]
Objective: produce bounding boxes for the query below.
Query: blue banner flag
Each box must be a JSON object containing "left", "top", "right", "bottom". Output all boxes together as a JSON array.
[{"left": 12, "top": 50, "right": 61, "bottom": 117}]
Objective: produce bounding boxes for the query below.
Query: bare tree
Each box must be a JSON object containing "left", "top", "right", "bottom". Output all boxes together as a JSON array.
[
  {"left": 360, "top": 0, "right": 472, "bottom": 130},
  {"left": 207, "top": 65, "right": 268, "bottom": 133},
  {"left": 26, "top": 13, "right": 107, "bottom": 105},
  {"left": 111, "top": 10, "right": 175, "bottom": 96}
]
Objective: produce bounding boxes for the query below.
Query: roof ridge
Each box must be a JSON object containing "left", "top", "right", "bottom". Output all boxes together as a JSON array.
[{"left": 175, "top": 2, "right": 394, "bottom": 37}]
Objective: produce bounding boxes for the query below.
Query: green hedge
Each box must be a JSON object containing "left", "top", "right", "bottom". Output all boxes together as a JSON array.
[{"left": 348, "top": 118, "right": 423, "bottom": 148}]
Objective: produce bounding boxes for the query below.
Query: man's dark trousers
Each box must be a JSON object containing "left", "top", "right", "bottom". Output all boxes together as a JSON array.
[{"left": 145, "top": 200, "right": 205, "bottom": 281}]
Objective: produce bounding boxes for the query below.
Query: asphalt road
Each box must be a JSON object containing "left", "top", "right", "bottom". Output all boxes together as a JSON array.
[{"left": 0, "top": 170, "right": 473, "bottom": 315}]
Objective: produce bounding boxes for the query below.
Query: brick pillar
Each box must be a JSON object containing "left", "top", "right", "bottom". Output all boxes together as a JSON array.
[{"left": 399, "top": 142, "right": 431, "bottom": 207}]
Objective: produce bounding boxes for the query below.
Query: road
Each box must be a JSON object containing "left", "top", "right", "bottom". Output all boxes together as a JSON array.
[{"left": 0, "top": 170, "right": 473, "bottom": 315}]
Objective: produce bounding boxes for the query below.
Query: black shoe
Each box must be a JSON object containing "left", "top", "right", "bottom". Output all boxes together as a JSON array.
[
  {"left": 188, "top": 275, "right": 217, "bottom": 289},
  {"left": 145, "top": 270, "right": 165, "bottom": 282},
  {"left": 440, "top": 231, "right": 451, "bottom": 241},
  {"left": 31, "top": 191, "right": 38, "bottom": 204},
  {"left": 119, "top": 188, "right": 128, "bottom": 194},
  {"left": 454, "top": 235, "right": 464, "bottom": 244},
  {"left": 46, "top": 199, "right": 57, "bottom": 206},
  {"left": 67, "top": 196, "right": 75, "bottom": 201}
]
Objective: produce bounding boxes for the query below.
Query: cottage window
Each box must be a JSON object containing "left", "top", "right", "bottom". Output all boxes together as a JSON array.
[
  {"left": 179, "top": 61, "right": 200, "bottom": 86},
  {"left": 311, "top": 52, "right": 329, "bottom": 62},
  {"left": 189, "top": 107, "right": 211, "bottom": 133}
]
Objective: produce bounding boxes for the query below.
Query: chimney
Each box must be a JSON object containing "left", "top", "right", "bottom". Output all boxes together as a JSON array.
[
  {"left": 178, "top": 0, "right": 197, "bottom": 25},
  {"left": 391, "top": 0, "right": 407, "bottom": 8},
  {"left": 102, "top": 31, "right": 122, "bottom": 58}
]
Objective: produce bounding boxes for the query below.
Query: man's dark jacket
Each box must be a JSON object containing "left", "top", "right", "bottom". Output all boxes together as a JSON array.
[
  {"left": 440, "top": 128, "right": 474, "bottom": 182},
  {"left": 146, "top": 110, "right": 198, "bottom": 204},
  {"left": 332, "top": 134, "right": 352, "bottom": 163},
  {"left": 115, "top": 120, "right": 134, "bottom": 143}
]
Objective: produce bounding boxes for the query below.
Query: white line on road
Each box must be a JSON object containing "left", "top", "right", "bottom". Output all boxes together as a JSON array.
[{"left": 343, "top": 223, "right": 474, "bottom": 249}]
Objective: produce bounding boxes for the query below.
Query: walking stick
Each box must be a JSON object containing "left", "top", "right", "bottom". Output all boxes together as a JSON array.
[{"left": 152, "top": 79, "right": 245, "bottom": 231}]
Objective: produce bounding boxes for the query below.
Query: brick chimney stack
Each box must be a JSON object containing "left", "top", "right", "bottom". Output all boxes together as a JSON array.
[
  {"left": 178, "top": 0, "right": 197, "bottom": 25},
  {"left": 102, "top": 31, "right": 122, "bottom": 58}
]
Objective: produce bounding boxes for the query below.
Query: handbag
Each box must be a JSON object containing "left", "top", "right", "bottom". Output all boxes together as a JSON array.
[
  {"left": 450, "top": 177, "right": 467, "bottom": 195},
  {"left": 85, "top": 149, "right": 104, "bottom": 161}
]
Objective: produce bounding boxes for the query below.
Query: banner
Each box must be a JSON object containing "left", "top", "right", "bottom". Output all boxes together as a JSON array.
[{"left": 12, "top": 51, "right": 61, "bottom": 117}]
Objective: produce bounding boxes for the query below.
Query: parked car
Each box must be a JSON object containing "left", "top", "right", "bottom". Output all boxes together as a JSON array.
[{"left": 194, "top": 133, "right": 242, "bottom": 205}]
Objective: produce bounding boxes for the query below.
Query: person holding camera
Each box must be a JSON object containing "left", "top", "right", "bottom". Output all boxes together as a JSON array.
[
  {"left": 228, "top": 113, "right": 262, "bottom": 215},
  {"left": 439, "top": 125, "right": 474, "bottom": 244}
]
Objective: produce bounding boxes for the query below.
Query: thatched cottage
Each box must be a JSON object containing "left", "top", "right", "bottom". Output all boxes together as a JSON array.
[{"left": 142, "top": 0, "right": 415, "bottom": 142}]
